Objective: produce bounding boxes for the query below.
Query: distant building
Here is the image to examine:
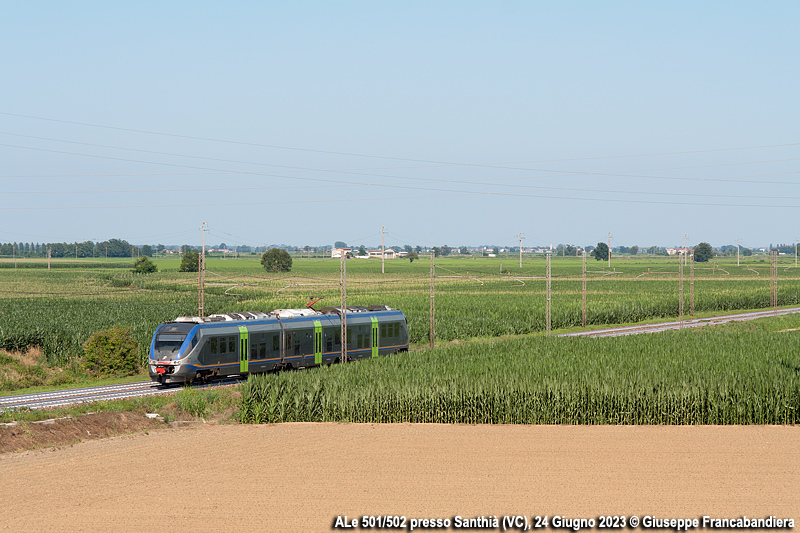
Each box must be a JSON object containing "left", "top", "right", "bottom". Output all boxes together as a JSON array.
[
  {"left": 368, "top": 249, "right": 396, "bottom": 259},
  {"left": 666, "top": 247, "right": 692, "bottom": 256},
  {"left": 331, "top": 247, "right": 351, "bottom": 258}
]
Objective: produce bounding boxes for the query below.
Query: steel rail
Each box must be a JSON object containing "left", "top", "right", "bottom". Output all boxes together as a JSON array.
[{"left": 0, "top": 377, "right": 245, "bottom": 412}]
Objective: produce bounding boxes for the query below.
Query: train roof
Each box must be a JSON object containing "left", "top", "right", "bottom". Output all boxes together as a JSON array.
[{"left": 172, "top": 305, "right": 398, "bottom": 324}]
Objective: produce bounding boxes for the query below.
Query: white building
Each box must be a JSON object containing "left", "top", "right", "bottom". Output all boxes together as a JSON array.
[{"left": 368, "top": 249, "right": 396, "bottom": 259}]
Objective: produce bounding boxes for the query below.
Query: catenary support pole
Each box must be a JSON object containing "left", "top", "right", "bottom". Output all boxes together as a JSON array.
[
  {"left": 582, "top": 250, "right": 587, "bottom": 327},
  {"left": 678, "top": 252, "right": 684, "bottom": 329},
  {"left": 546, "top": 251, "right": 552, "bottom": 335},
  {"left": 430, "top": 253, "right": 435, "bottom": 348},
  {"left": 341, "top": 250, "right": 348, "bottom": 362}
]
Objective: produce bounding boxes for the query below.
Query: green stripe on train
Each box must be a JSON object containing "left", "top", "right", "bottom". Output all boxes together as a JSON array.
[
  {"left": 371, "top": 316, "right": 379, "bottom": 358},
  {"left": 239, "top": 325, "right": 249, "bottom": 373},
  {"left": 314, "top": 321, "right": 322, "bottom": 364}
]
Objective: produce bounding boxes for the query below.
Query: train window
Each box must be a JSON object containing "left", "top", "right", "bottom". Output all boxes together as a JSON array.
[
  {"left": 210, "top": 337, "right": 218, "bottom": 355},
  {"left": 251, "top": 344, "right": 257, "bottom": 360},
  {"left": 394, "top": 322, "right": 400, "bottom": 337},
  {"left": 228, "top": 337, "right": 236, "bottom": 354},
  {"left": 272, "top": 334, "right": 279, "bottom": 352},
  {"left": 219, "top": 338, "right": 226, "bottom": 354},
  {"left": 260, "top": 343, "right": 266, "bottom": 358},
  {"left": 380, "top": 324, "right": 387, "bottom": 339}
]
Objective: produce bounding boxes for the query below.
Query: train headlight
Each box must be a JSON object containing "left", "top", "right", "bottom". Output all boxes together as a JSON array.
[{"left": 150, "top": 365, "right": 156, "bottom": 373}]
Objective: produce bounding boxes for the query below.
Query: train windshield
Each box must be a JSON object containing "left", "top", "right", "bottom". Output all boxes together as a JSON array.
[
  {"left": 153, "top": 323, "right": 195, "bottom": 361},
  {"left": 154, "top": 334, "right": 186, "bottom": 359}
]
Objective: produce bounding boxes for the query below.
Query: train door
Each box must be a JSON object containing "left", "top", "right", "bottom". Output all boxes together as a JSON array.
[
  {"left": 239, "top": 326, "right": 249, "bottom": 373},
  {"left": 371, "top": 316, "right": 379, "bottom": 358},
  {"left": 314, "top": 321, "right": 323, "bottom": 364}
]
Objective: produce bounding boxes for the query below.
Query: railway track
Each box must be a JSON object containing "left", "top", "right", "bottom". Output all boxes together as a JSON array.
[
  {"left": 0, "top": 377, "right": 245, "bottom": 413},
  {"left": 3, "top": 307, "right": 799, "bottom": 412},
  {"left": 559, "top": 306, "right": 800, "bottom": 338}
]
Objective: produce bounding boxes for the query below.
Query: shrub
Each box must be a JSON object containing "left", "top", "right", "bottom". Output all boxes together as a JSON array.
[
  {"left": 82, "top": 327, "right": 140, "bottom": 377},
  {"left": 261, "top": 248, "right": 292, "bottom": 272},
  {"left": 132, "top": 257, "right": 157, "bottom": 274},
  {"left": 179, "top": 251, "right": 199, "bottom": 272}
]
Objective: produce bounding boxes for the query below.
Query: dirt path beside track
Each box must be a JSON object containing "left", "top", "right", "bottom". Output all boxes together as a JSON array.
[{"left": 2, "top": 423, "right": 798, "bottom": 532}]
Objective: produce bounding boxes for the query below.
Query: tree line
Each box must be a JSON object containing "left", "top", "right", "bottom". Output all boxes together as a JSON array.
[{"left": 0, "top": 239, "right": 164, "bottom": 258}]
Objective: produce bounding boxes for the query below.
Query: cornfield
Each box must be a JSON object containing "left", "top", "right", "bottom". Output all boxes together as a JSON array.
[
  {"left": 1, "top": 255, "right": 799, "bottom": 369},
  {"left": 239, "top": 324, "right": 800, "bottom": 425}
]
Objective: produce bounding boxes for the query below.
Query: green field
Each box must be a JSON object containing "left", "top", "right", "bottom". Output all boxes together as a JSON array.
[
  {"left": 239, "top": 313, "right": 800, "bottom": 425},
  {"left": 0, "top": 253, "right": 798, "bottom": 391}
]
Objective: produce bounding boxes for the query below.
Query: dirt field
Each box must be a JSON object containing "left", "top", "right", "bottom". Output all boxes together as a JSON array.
[{"left": 1, "top": 423, "right": 798, "bottom": 532}]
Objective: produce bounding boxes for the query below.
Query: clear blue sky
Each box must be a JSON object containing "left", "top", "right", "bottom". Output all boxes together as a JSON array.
[{"left": 1, "top": 1, "right": 798, "bottom": 251}]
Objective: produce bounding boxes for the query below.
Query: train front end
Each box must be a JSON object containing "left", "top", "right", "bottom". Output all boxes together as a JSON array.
[{"left": 149, "top": 320, "right": 199, "bottom": 384}]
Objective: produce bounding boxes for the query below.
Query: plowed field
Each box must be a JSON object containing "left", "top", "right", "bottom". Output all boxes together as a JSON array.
[{"left": 1, "top": 424, "right": 798, "bottom": 532}]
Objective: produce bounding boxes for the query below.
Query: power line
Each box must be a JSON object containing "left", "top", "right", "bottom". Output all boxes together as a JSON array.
[
  {"left": 7, "top": 187, "right": 800, "bottom": 211},
  {"left": 3, "top": 110, "right": 798, "bottom": 167}
]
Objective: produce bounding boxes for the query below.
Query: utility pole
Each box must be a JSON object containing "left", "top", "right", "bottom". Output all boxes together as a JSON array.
[
  {"left": 690, "top": 250, "right": 695, "bottom": 316},
  {"left": 582, "top": 250, "right": 587, "bottom": 328},
  {"left": 678, "top": 251, "right": 684, "bottom": 329},
  {"left": 684, "top": 234, "right": 688, "bottom": 266},
  {"left": 737, "top": 238, "right": 740, "bottom": 267},
  {"left": 381, "top": 226, "right": 386, "bottom": 274},
  {"left": 518, "top": 232, "right": 525, "bottom": 268},
  {"left": 340, "top": 251, "right": 348, "bottom": 362},
  {"left": 430, "top": 253, "right": 436, "bottom": 348},
  {"left": 199, "top": 222, "right": 208, "bottom": 317},
  {"left": 607, "top": 232, "right": 611, "bottom": 268},
  {"left": 47, "top": 247, "right": 51, "bottom": 271},
  {"left": 546, "top": 251, "right": 552, "bottom": 335},
  {"left": 795, "top": 238, "right": 798, "bottom": 268},
  {"left": 770, "top": 250, "right": 778, "bottom": 314}
]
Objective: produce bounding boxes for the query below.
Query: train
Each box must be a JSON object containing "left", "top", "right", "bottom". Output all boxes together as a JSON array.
[{"left": 148, "top": 305, "right": 409, "bottom": 385}]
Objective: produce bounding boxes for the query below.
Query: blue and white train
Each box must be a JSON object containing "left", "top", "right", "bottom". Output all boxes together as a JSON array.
[{"left": 148, "top": 305, "right": 409, "bottom": 384}]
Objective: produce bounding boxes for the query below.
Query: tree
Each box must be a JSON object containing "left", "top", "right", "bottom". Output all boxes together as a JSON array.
[
  {"left": 179, "top": 251, "right": 200, "bottom": 272},
  {"left": 630, "top": 245, "right": 639, "bottom": 255},
  {"left": 261, "top": 248, "right": 292, "bottom": 272},
  {"left": 407, "top": 251, "right": 419, "bottom": 263},
  {"left": 441, "top": 245, "right": 451, "bottom": 256},
  {"left": 591, "top": 242, "right": 609, "bottom": 261},
  {"left": 132, "top": 256, "right": 157, "bottom": 273},
  {"left": 141, "top": 245, "right": 153, "bottom": 257},
  {"left": 82, "top": 327, "right": 140, "bottom": 378},
  {"left": 432, "top": 247, "right": 441, "bottom": 257},
  {"left": 358, "top": 245, "right": 367, "bottom": 256},
  {"left": 492, "top": 246, "right": 499, "bottom": 255},
  {"left": 694, "top": 242, "right": 714, "bottom": 263},
  {"left": 460, "top": 246, "right": 469, "bottom": 255},
  {"left": 334, "top": 241, "right": 347, "bottom": 248}
]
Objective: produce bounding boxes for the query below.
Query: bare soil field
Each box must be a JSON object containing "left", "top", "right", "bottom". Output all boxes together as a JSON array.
[{"left": 1, "top": 424, "right": 798, "bottom": 532}]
